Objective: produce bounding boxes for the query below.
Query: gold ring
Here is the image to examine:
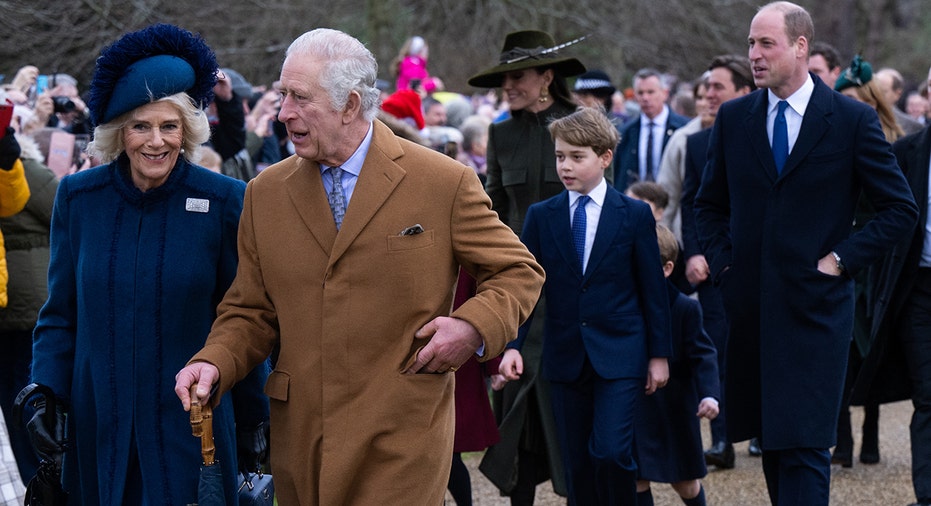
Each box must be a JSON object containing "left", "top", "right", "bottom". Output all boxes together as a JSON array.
[{"left": 449, "top": 366, "right": 458, "bottom": 372}]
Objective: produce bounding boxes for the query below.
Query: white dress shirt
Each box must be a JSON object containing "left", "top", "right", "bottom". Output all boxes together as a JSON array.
[{"left": 569, "top": 178, "right": 608, "bottom": 274}]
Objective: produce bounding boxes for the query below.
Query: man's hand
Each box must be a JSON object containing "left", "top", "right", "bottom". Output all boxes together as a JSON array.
[
  {"left": 817, "top": 252, "right": 843, "bottom": 276},
  {"left": 174, "top": 362, "right": 220, "bottom": 411},
  {"left": 697, "top": 397, "right": 720, "bottom": 420},
  {"left": 404, "top": 316, "right": 482, "bottom": 374},
  {"left": 685, "top": 254, "right": 710, "bottom": 286},
  {"left": 645, "top": 357, "right": 669, "bottom": 395},
  {"left": 498, "top": 348, "right": 523, "bottom": 381}
]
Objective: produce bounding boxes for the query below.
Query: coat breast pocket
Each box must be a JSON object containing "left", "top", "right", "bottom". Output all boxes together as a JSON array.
[{"left": 386, "top": 230, "right": 435, "bottom": 251}]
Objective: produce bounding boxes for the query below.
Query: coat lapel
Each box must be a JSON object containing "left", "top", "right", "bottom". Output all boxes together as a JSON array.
[
  {"left": 584, "top": 188, "right": 624, "bottom": 281},
  {"left": 544, "top": 192, "right": 581, "bottom": 277},
  {"left": 330, "top": 121, "right": 406, "bottom": 263},
  {"left": 284, "top": 156, "right": 337, "bottom": 254},
  {"left": 744, "top": 91, "right": 779, "bottom": 181},
  {"left": 283, "top": 121, "right": 406, "bottom": 265},
  {"left": 780, "top": 79, "right": 832, "bottom": 180}
]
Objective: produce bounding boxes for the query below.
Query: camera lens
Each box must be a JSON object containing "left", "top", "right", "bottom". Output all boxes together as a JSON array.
[{"left": 52, "top": 96, "right": 76, "bottom": 114}]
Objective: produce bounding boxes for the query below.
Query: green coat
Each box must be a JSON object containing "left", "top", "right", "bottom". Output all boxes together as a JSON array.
[
  {"left": 479, "top": 101, "right": 580, "bottom": 497},
  {"left": 0, "top": 158, "right": 58, "bottom": 331}
]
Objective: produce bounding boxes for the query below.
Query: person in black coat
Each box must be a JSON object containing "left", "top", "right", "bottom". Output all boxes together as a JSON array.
[
  {"left": 694, "top": 3, "right": 917, "bottom": 504},
  {"left": 634, "top": 224, "right": 719, "bottom": 506},
  {"left": 852, "top": 121, "right": 931, "bottom": 506}
]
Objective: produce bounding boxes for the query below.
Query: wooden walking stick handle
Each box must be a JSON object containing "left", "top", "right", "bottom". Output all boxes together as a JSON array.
[{"left": 189, "top": 385, "right": 216, "bottom": 466}]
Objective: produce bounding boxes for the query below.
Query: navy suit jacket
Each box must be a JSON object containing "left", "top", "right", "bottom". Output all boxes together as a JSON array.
[
  {"left": 613, "top": 110, "right": 689, "bottom": 191},
  {"left": 694, "top": 75, "right": 918, "bottom": 449},
  {"left": 511, "top": 184, "right": 672, "bottom": 383}
]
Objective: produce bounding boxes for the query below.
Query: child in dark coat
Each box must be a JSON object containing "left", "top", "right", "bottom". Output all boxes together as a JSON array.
[{"left": 633, "top": 224, "right": 720, "bottom": 506}]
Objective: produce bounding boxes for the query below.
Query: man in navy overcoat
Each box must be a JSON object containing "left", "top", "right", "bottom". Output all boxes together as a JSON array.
[{"left": 694, "top": 2, "right": 918, "bottom": 504}]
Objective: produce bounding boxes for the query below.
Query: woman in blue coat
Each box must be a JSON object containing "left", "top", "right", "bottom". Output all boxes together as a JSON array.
[{"left": 27, "top": 24, "right": 268, "bottom": 505}]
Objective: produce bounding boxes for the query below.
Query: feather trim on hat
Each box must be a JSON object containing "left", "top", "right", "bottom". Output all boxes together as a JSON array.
[{"left": 87, "top": 23, "right": 218, "bottom": 126}]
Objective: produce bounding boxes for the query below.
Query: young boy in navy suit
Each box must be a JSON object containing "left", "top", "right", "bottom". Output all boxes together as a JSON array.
[
  {"left": 633, "top": 224, "right": 720, "bottom": 506},
  {"left": 499, "top": 107, "right": 672, "bottom": 505}
]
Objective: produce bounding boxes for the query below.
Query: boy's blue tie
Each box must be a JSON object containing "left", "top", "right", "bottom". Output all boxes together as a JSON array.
[
  {"left": 773, "top": 100, "right": 789, "bottom": 174},
  {"left": 572, "top": 195, "right": 589, "bottom": 272}
]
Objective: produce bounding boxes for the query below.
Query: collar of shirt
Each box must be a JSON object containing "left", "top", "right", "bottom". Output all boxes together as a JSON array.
[
  {"left": 320, "top": 122, "right": 374, "bottom": 202},
  {"left": 570, "top": 177, "right": 607, "bottom": 211},
  {"left": 641, "top": 105, "right": 669, "bottom": 130},
  {"left": 569, "top": 178, "right": 607, "bottom": 274},
  {"left": 767, "top": 75, "right": 813, "bottom": 152}
]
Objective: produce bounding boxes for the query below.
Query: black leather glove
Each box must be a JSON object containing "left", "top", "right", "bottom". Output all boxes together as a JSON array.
[
  {"left": 237, "top": 420, "right": 268, "bottom": 474},
  {"left": 0, "top": 127, "right": 20, "bottom": 171},
  {"left": 27, "top": 397, "right": 67, "bottom": 466}
]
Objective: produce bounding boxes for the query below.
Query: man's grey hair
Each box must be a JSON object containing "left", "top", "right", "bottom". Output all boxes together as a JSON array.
[
  {"left": 286, "top": 28, "right": 382, "bottom": 121},
  {"left": 633, "top": 68, "right": 669, "bottom": 90}
]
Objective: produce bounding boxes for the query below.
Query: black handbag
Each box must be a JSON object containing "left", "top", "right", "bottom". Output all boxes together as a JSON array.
[{"left": 238, "top": 470, "right": 274, "bottom": 506}]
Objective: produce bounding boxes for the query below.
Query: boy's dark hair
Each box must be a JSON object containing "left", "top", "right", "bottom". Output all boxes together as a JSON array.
[
  {"left": 656, "top": 224, "right": 679, "bottom": 265},
  {"left": 548, "top": 106, "right": 619, "bottom": 156},
  {"left": 627, "top": 181, "right": 669, "bottom": 210}
]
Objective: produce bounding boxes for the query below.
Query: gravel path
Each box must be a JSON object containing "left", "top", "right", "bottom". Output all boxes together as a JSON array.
[{"left": 454, "top": 400, "right": 918, "bottom": 505}]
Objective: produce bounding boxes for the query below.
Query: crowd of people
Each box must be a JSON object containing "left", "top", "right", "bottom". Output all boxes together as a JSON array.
[{"left": 1, "top": 1, "right": 930, "bottom": 505}]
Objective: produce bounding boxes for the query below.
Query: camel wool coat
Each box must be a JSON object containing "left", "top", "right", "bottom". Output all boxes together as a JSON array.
[{"left": 192, "top": 120, "right": 544, "bottom": 505}]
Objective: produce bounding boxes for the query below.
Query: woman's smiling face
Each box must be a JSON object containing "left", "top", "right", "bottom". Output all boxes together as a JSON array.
[{"left": 122, "top": 100, "right": 183, "bottom": 191}]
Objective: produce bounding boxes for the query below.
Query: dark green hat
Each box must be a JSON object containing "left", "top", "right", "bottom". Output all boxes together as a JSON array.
[
  {"left": 468, "top": 30, "right": 586, "bottom": 88},
  {"left": 835, "top": 55, "right": 872, "bottom": 92}
]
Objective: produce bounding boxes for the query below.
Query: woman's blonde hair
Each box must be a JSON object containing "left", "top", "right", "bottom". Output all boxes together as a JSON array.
[
  {"left": 88, "top": 92, "right": 210, "bottom": 163},
  {"left": 847, "top": 81, "right": 905, "bottom": 143}
]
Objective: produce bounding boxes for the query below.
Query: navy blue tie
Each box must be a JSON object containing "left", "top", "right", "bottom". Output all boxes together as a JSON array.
[
  {"left": 573, "top": 195, "right": 589, "bottom": 272},
  {"left": 645, "top": 122, "right": 656, "bottom": 181},
  {"left": 773, "top": 100, "right": 789, "bottom": 174}
]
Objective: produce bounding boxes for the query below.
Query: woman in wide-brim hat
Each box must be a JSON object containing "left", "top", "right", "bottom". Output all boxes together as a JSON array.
[
  {"left": 471, "top": 29, "right": 585, "bottom": 503},
  {"left": 27, "top": 23, "right": 269, "bottom": 505}
]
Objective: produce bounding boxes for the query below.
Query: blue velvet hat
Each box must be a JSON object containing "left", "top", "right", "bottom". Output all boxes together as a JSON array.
[{"left": 87, "top": 24, "right": 218, "bottom": 126}]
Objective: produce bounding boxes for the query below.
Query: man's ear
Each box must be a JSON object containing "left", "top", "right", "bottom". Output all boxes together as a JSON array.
[{"left": 342, "top": 90, "right": 362, "bottom": 123}]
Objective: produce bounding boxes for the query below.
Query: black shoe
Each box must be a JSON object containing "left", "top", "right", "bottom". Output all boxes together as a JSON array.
[
  {"left": 859, "top": 448, "right": 880, "bottom": 464},
  {"left": 832, "top": 430, "right": 853, "bottom": 468},
  {"left": 704, "top": 441, "right": 735, "bottom": 469},
  {"left": 831, "top": 446, "right": 853, "bottom": 468},
  {"left": 860, "top": 404, "right": 880, "bottom": 464},
  {"left": 906, "top": 502, "right": 931, "bottom": 506},
  {"left": 748, "top": 437, "right": 762, "bottom": 457}
]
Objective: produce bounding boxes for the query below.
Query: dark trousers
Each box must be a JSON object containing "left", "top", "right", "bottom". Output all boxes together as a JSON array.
[
  {"left": 902, "top": 268, "right": 931, "bottom": 502},
  {"left": 0, "top": 329, "right": 40, "bottom": 480},
  {"left": 697, "top": 280, "right": 729, "bottom": 444},
  {"left": 761, "top": 447, "right": 831, "bottom": 505},
  {"left": 549, "top": 358, "right": 639, "bottom": 506}
]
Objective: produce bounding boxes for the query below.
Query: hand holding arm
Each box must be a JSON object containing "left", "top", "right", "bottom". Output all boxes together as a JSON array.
[
  {"left": 404, "top": 316, "right": 482, "bottom": 374},
  {"left": 497, "top": 348, "right": 523, "bottom": 381}
]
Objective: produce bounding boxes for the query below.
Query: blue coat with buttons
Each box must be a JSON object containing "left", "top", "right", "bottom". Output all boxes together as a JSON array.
[{"left": 32, "top": 157, "right": 269, "bottom": 505}]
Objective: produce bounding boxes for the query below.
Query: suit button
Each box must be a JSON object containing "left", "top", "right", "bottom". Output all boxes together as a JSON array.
[{"left": 581, "top": 321, "right": 588, "bottom": 327}]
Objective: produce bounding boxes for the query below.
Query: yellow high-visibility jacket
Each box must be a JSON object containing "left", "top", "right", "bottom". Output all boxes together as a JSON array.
[{"left": 0, "top": 158, "right": 32, "bottom": 307}]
